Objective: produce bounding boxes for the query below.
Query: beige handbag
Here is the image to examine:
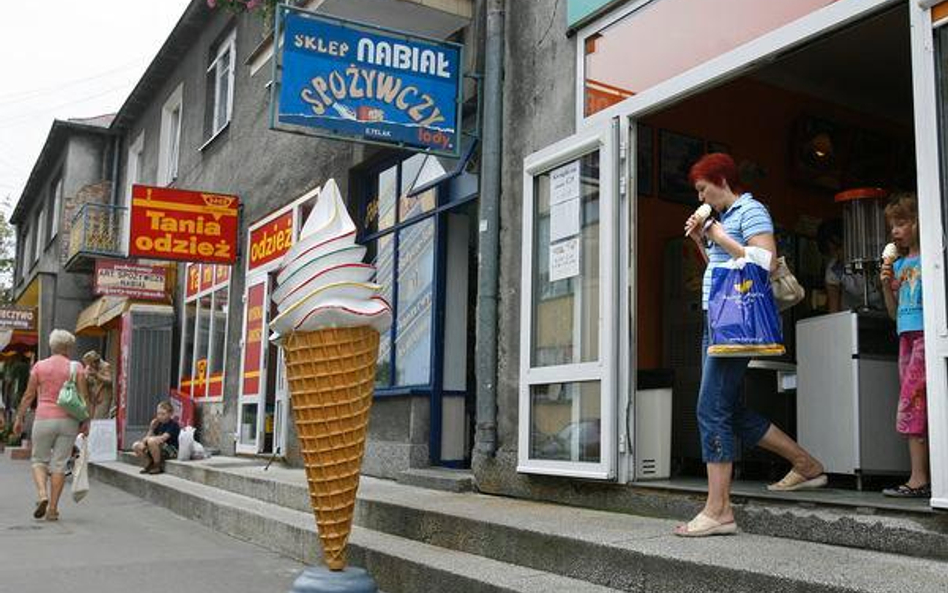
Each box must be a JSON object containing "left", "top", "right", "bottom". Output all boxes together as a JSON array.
[{"left": 771, "top": 256, "right": 805, "bottom": 311}]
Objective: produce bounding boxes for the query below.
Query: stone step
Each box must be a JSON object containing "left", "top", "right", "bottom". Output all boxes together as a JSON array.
[
  {"left": 118, "top": 452, "right": 948, "bottom": 564},
  {"left": 95, "top": 457, "right": 948, "bottom": 593},
  {"left": 396, "top": 467, "right": 474, "bottom": 492},
  {"left": 89, "top": 461, "right": 621, "bottom": 593}
]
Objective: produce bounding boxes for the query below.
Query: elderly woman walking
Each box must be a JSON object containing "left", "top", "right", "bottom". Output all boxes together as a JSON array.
[
  {"left": 677, "top": 154, "right": 826, "bottom": 537},
  {"left": 13, "top": 330, "right": 90, "bottom": 522}
]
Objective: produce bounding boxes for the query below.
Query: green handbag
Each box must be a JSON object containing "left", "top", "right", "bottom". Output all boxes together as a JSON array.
[{"left": 57, "top": 362, "right": 89, "bottom": 422}]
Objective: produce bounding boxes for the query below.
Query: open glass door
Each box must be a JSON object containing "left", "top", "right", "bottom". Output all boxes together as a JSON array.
[
  {"left": 518, "top": 121, "right": 619, "bottom": 479},
  {"left": 914, "top": 0, "right": 948, "bottom": 509}
]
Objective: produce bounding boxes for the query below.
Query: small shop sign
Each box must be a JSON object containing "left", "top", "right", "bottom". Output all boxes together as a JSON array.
[
  {"left": 274, "top": 7, "right": 462, "bottom": 156},
  {"left": 248, "top": 210, "right": 294, "bottom": 271},
  {"left": 94, "top": 261, "right": 167, "bottom": 300},
  {"left": 0, "top": 306, "right": 36, "bottom": 331},
  {"left": 129, "top": 184, "right": 239, "bottom": 264}
]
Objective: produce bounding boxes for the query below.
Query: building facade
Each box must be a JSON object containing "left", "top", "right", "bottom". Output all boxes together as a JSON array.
[{"left": 53, "top": 0, "right": 480, "bottom": 476}]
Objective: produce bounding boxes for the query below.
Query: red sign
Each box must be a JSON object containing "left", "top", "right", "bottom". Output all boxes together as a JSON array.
[
  {"left": 200, "top": 264, "right": 215, "bottom": 293},
  {"left": 249, "top": 211, "right": 294, "bottom": 271},
  {"left": 129, "top": 184, "right": 239, "bottom": 264},
  {"left": 94, "top": 260, "right": 167, "bottom": 300},
  {"left": 242, "top": 282, "right": 265, "bottom": 395},
  {"left": 185, "top": 264, "right": 200, "bottom": 298}
]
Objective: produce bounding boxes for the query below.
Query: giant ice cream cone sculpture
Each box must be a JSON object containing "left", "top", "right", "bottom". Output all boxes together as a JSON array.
[{"left": 271, "top": 179, "right": 392, "bottom": 571}]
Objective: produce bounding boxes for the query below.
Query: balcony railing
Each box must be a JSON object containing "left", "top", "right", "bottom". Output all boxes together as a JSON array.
[{"left": 67, "top": 202, "right": 127, "bottom": 270}]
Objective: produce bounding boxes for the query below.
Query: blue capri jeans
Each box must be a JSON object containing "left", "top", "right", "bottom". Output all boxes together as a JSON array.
[{"left": 697, "top": 322, "right": 771, "bottom": 463}]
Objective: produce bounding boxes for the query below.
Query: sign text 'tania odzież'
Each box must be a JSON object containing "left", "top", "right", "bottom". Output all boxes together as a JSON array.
[{"left": 129, "top": 185, "right": 239, "bottom": 265}]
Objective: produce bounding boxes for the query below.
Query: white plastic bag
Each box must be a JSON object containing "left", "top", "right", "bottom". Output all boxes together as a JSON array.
[
  {"left": 177, "top": 426, "right": 195, "bottom": 461},
  {"left": 87, "top": 419, "right": 118, "bottom": 463},
  {"left": 191, "top": 441, "right": 207, "bottom": 460},
  {"left": 72, "top": 435, "right": 90, "bottom": 503}
]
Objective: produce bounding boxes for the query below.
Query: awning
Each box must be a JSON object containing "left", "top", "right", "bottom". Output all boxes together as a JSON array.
[
  {"left": 76, "top": 296, "right": 127, "bottom": 336},
  {"left": 0, "top": 330, "right": 38, "bottom": 356}
]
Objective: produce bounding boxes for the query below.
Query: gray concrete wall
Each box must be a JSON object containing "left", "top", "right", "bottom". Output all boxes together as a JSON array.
[
  {"left": 472, "top": 0, "right": 588, "bottom": 498},
  {"left": 115, "top": 8, "right": 470, "bottom": 471}
]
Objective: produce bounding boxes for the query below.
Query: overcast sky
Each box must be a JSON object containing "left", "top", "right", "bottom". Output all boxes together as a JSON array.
[{"left": 0, "top": 0, "right": 193, "bottom": 217}]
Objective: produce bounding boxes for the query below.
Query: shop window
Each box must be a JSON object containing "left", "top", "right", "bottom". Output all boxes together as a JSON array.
[
  {"left": 180, "top": 299, "right": 197, "bottom": 392},
  {"left": 208, "top": 285, "right": 229, "bottom": 396},
  {"left": 206, "top": 29, "right": 236, "bottom": 139},
  {"left": 361, "top": 157, "right": 444, "bottom": 390},
  {"left": 582, "top": 0, "right": 838, "bottom": 117},
  {"left": 179, "top": 265, "right": 230, "bottom": 401}
]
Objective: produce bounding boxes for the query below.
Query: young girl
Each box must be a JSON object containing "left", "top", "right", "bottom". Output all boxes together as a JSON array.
[{"left": 880, "top": 193, "right": 930, "bottom": 498}]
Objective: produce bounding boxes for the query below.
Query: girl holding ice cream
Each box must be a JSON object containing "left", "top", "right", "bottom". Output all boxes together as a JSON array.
[{"left": 880, "top": 193, "right": 930, "bottom": 498}]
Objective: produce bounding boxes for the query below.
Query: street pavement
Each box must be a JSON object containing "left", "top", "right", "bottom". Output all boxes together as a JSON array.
[{"left": 0, "top": 456, "right": 304, "bottom": 593}]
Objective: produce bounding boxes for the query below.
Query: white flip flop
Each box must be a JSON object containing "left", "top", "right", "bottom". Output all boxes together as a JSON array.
[{"left": 674, "top": 512, "right": 739, "bottom": 537}]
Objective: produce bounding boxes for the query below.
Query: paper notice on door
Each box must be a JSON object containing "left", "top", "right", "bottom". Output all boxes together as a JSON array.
[
  {"left": 550, "top": 237, "right": 581, "bottom": 282},
  {"left": 550, "top": 197, "right": 581, "bottom": 243},
  {"left": 550, "top": 160, "right": 580, "bottom": 206}
]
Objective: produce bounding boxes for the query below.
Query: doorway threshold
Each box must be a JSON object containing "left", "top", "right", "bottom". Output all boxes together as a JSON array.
[{"left": 631, "top": 477, "right": 935, "bottom": 515}]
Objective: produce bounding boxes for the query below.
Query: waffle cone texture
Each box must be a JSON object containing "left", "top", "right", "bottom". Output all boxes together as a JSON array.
[{"left": 283, "top": 326, "right": 380, "bottom": 571}]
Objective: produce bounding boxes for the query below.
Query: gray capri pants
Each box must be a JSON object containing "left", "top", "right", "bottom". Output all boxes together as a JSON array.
[{"left": 31, "top": 418, "right": 80, "bottom": 473}]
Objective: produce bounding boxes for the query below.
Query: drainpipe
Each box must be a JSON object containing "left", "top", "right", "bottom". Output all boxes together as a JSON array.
[{"left": 474, "top": 0, "right": 504, "bottom": 457}]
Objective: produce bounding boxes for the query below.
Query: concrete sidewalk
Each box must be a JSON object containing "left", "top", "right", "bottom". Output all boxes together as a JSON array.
[{"left": 0, "top": 456, "right": 303, "bottom": 593}]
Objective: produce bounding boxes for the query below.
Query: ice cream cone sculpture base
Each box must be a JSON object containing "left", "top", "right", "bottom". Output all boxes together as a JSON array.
[
  {"left": 283, "top": 327, "right": 380, "bottom": 572},
  {"left": 289, "top": 566, "right": 378, "bottom": 593}
]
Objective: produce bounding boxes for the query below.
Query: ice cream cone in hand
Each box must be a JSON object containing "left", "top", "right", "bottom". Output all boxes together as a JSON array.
[
  {"left": 882, "top": 242, "right": 899, "bottom": 264},
  {"left": 685, "top": 203, "right": 713, "bottom": 236},
  {"left": 271, "top": 179, "right": 392, "bottom": 571}
]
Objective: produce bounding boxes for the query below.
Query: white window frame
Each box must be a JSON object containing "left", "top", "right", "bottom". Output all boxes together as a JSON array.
[
  {"left": 910, "top": 0, "right": 948, "bottom": 510},
  {"left": 49, "top": 175, "right": 63, "bottom": 241},
  {"left": 575, "top": 0, "right": 898, "bottom": 129},
  {"left": 518, "top": 122, "right": 620, "bottom": 480},
  {"left": 208, "top": 30, "right": 237, "bottom": 137},
  {"left": 24, "top": 223, "right": 35, "bottom": 271},
  {"left": 158, "top": 84, "right": 184, "bottom": 187}
]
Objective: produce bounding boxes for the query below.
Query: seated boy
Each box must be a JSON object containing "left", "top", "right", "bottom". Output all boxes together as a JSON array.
[{"left": 132, "top": 401, "right": 180, "bottom": 474}]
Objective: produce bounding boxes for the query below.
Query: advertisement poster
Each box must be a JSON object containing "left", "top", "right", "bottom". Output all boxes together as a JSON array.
[
  {"left": 277, "top": 9, "right": 462, "bottom": 155},
  {"left": 94, "top": 261, "right": 167, "bottom": 300},
  {"left": 242, "top": 282, "right": 266, "bottom": 396},
  {"left": 249, "top": 211, "right": 294, "bottom": 271},
  {"left": 186, "top": 263, "right": 201, "bottom": 298},
  {"left": 129, "top": 184, "right": 239, "bottom": 264}
]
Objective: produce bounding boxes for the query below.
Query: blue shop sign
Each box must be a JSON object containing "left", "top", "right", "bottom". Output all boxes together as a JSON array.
[{"left": 276, "top": 9, "right": 462, "bottom": 156}]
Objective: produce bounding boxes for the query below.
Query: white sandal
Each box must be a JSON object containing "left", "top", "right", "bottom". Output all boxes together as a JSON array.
[{"left": 674, "top": 512, "right": 738, "bottom": 537}]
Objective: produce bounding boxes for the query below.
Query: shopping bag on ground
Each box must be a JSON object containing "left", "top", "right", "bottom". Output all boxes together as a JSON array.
[
  {"left": 177, "top": 426, "right": 195, "bottom": 461},
  {"left": 707, "top": 246, "right": 785, "bottom": 357},
  {"left": 87, "top": 419, "right": 118, "bottom": 463},
  {"left": 72, "top": 435, "right": 90, "bottom": 503}
]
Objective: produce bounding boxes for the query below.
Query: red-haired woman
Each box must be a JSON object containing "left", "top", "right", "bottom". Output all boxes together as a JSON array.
[{"left": 676, "top": 153, "right": 826, "bottom": 537}]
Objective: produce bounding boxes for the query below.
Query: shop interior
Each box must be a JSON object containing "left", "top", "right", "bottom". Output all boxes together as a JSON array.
[{"left": 632, "top": 5, "right": 923, "bottom": 499}]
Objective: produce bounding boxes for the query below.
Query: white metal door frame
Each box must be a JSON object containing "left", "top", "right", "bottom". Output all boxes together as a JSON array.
[
  {"left": 909, "top": 0, "right": 948, "bottom": 510},
  {"left": 518, "top": 121, "right": 620, "bottom": 480}
]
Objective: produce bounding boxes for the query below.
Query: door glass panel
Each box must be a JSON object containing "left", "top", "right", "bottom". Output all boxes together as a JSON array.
[
  {"left": 584, "top": 0, "right": 838, "bottom": 116},
  {"left": 531, "top": 151, "right": 600, "bottom": 367},
  {"left": 240, "top": 403, "right": 258, "bottom": 446},
  {"left": 530, "top": 381, "right": 601, "bottom": 462},
  {"left": 934, "top": 26, "right": 948, "bottom": 325}
]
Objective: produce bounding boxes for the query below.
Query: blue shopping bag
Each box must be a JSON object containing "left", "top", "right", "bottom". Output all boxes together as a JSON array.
[{"left": 707, "top": 247, "right": 785, "bottom": 357}]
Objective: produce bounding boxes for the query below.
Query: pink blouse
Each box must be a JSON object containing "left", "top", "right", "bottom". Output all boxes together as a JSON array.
[{"left": 32, "top": 355, "right": 78, "bottom": 421}]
